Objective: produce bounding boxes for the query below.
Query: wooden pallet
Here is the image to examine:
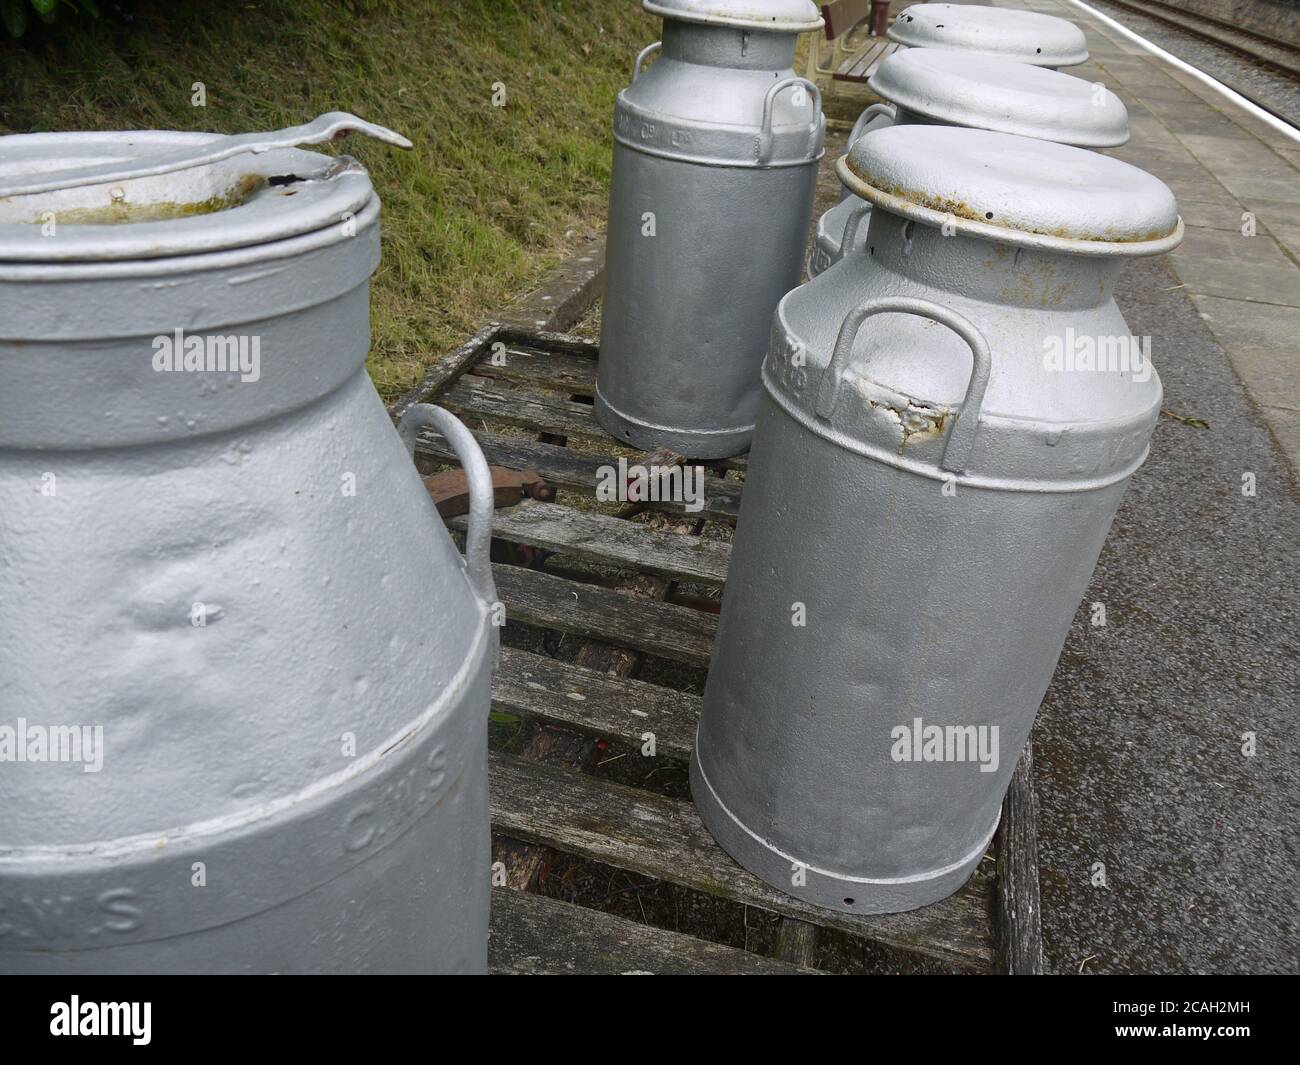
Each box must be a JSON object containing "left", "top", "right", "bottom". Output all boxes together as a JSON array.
[{"left": 391, "top": 322, "right": 1044, "bottom": 975}]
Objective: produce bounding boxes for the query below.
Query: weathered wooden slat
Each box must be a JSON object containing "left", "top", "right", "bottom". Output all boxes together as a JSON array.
[
  {"left": 497, "top": 237, "right": 605, "bottom": 334},
  {"left": 496, "top": 325, "right": 601, "bottom": 360},
  {"left": 489, "top": 752, "right": 996, "bottom": 971},
  {"left": 494, "top": 563, "right": 717, "bottom": 667},
  {"left": 489, "top": 887, "right": 820, "bottom": 975},
  {"left": 416, "top": 430, "right": 743, "bottom": 521},
  {"left": 440, "top": 375, "right": 604, "bottom": 440},
  {"left": 450, "top": 499, "right": 730, "bottom": 585},
  {"left": 387, "top": 322, "right": 501, "bottom": 420},
  {"left": 773, "top": 918, "right": 821, "bottom": 969},
  {"left": 494, "top": 646, "right": 698, "bottom": 756},
  {"left": 995, "top": 739, "right": 1044, "bottom": 975},
  {"left": 835, "top": 38, "right": 887, "bottom": 80},
  {"left": 835, "top": 38, "right": 902, "bottom": 81},
  {"left": 473, "top": 344, "right": 598, "bottom": 396},
  {"left": 868, "top": 41, "right": 902, "bottom": 79}
]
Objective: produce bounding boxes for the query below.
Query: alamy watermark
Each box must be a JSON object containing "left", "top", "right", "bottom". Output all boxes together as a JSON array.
[
  {"left": 1043, "top": 327, "right": 1152, "bottom": 383},
  {"left": 890, "top": 716, "right": 1000, "bottom": 773},
  {"left": 152, "top": 327, "right": 261, "bottom": 382},
  {"left": 50, "top": 997, "right": 150, "bottom": 1045},
  {"left": 595, "top": 457, "right": 705, "bottom": 513},
  {"left": 0, "top": 719, "right": 104, "bottom": 773}
]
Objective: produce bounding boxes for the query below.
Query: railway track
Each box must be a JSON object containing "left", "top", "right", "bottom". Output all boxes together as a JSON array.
[{"left": 1094, "top": 0, "right": 1300, "bottom": 81}]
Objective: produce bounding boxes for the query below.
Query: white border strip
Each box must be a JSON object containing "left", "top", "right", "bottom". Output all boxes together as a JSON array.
[{"left": 1062, "top": 0, "right": 1300, "bottom": 144}]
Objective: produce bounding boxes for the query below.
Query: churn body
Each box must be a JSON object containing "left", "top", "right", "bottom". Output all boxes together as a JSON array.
[
  {"left": 596, "top": 0, "right": 826, "bottom": 458},
  {"left": 0, "top": 122, "right": 494, "bottom": 973},
  {"left": 692, "top": 126, "right": 1182, "bottom": 914}
]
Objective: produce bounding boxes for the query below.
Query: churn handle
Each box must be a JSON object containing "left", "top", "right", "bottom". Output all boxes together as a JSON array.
[
  {"left": 397, "top": 404, "right": 499, "bottom": 610},
  {"left": 814, "top": 297, "right": 992, "bottom": 474},
  {"left": 839, "top": 202, "right": 873, "bottom": 261},
  {"left": 0, "top": 112, "right": 412, "bottom": 200},
  {"left": 631, "top": 41, "right": 662, "bottom": 83},
  {"left": 846, "top": 102, "right": 896, "bottom": 149},
  {"left": 757, "top": 77, "right": 822, "bottom": 165}
]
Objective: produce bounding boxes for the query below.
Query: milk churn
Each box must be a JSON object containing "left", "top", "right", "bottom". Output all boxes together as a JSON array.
[
  {"left": 596, "top": 0, "right": 826, "bottom": 458},
  {"left": 0, "top": 114, "right": 497, "bottom": 973},
  {"left": 809, "top": 48, "right": 1128, "bottom": 277},
  {"left": 888, "top": 3, "right": 1090, "bottom": 67},
  {"left": 692, "top": 125, "right": 1181, "bottom": 913},
  {"left": 835, "top": 3, "right": 1090, "bottom": 211}
]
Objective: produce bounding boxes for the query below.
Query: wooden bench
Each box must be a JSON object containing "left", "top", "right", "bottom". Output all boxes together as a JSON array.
[
  {"left": 807, "top": 0, "right": 901, "bottom": 85},
  {"left": 391, "top": 322, "right": 1045, "bottom": 975}
]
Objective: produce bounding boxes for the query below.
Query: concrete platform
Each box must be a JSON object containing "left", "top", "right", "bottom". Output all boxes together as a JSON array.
[
  {"left": 1012, "top": 0, "right": 1300, "bottom": 468},
  {"left": 814, "top": 0, "right": 1298, "bottom": 973},
  {"left": 990, "top": 0, "right": 1299, "bottom": 975}
]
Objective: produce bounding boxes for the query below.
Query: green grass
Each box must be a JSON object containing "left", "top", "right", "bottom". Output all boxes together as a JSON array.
[{"left": 0, "top": 0, "right": 657, "bottom": 399}]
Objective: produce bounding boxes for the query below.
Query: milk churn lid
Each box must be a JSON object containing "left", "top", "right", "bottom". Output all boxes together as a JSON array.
[
  {"left": 643, "top": 0, "right": 824, "bottom": 32},
  {"left": 841, "top": 124, "right": 1181, "bottom": 254},
  {"left": 870, "top": 48, "right": 1128, "bottom": 147},
  {"left": 888, "top": 4, "right": 1089, "bottom": 67},
  {"left": 0, "top": 112, "right": 410, "bottom": 262}
]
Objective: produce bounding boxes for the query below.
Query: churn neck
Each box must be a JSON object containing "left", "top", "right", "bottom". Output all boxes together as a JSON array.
[
  {"left": 864, "top": 213, "right": 1126, "bottom": 310},
  {"left": 660, "top": 20, "right": 797, "bottom": 69}
]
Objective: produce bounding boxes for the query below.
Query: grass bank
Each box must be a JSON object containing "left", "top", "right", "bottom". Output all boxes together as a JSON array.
[{"left": 0, "top": 0, "right": 657, "bottom": 399}]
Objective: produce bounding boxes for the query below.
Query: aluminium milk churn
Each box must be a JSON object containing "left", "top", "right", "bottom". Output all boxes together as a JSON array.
[
  {"left": 691, "top": 124, "right": 1182, "bottom": 913},
  {"left": 596, "top": 0, "right": 826, "bottom": 459},
  {"left": 0, "top": 114, "right": 497, "bottom": 974},
  {"left": 835, "top": 3, "right": 1091, "bottom": 208},
  {"left": 811, "top": 47, "right": 1129, "bottom": 277}
]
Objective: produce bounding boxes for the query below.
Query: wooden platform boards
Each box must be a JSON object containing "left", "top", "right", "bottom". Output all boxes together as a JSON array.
[
  {"left": 834, "top": 38, "right": 903, "bottom": 82},
  {"left": 391, "top": 322, "right": 1044, "bottom": 975}
]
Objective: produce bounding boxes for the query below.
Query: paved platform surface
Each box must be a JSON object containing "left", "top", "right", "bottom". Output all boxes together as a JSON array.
[
  {"left": 1002, "top": 0, "right": 1298, "bottom": 977},
  {"left": 816, "top": 0, "right": 1297, "bottom": 973},
  {"left": 1019, "top": 0, "right": 1300, "bottom": 468}
]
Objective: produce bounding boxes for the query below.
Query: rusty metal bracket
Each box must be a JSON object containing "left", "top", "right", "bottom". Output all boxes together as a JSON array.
[{"left": 423, "top": 465, "right": 553, "bottom": 518}]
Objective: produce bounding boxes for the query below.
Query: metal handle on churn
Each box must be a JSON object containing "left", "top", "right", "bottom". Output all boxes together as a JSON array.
[
  {"left": 631, "top": 41, "right": 662, "bottom": 83},
  {"left": 815, "top": 296, "right": 992, "bottom": 474},
  {"left": 846, "top": 102, "right": 896, "bottom": 149},
  {"left": 398, "top": 404, "right": 498, "bottom": 610},
  {"left": 0, "top": 112, "right": 412, "bottom": 200},
  {"left": 757, "top": 76, "right": 822, "bottom": 166}
]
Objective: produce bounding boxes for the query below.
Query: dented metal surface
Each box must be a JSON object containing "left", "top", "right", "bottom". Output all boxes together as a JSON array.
[
  {"left": 810, "top": 47, "right": 1131, "bottom": 278},
  {"left": 595, "top": 0, "right": 825, "bottom": 458},
  {"left": 692, "top": 125, "right": 1181, "bottom": 915},
  {"left": 0, "top": 119, "right": 494, "bottom": 974}
]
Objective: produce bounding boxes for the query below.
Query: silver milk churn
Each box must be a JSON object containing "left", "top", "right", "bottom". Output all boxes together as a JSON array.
[
  {"left": 829, "top": 1, "right": 1092, "bottom": 208},
  {"left": 0, "top": 114, "right": 498, "bottom": 973},
  {"left": 691, "top": 124, "right": 1182, "bottom": 914},
  {"left": 810, "top": 47, "right": 1128, "bottom": 277},
  {"left": 888, "top": 3, "right": 1090, "bottom": 68},
  {"left": 596, "top": 0, "right": 826, "bottom": 458}
]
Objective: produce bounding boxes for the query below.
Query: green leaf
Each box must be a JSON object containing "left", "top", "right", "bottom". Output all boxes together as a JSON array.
[
  {"left": 2, "top": 0, "right": 29, "bottom": 38},
  {"left": 78, "top": 0, "right": 100, "bottom": 16},
  {"left": 31, "top": 0, "right": 57, "bottom": 16}
]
